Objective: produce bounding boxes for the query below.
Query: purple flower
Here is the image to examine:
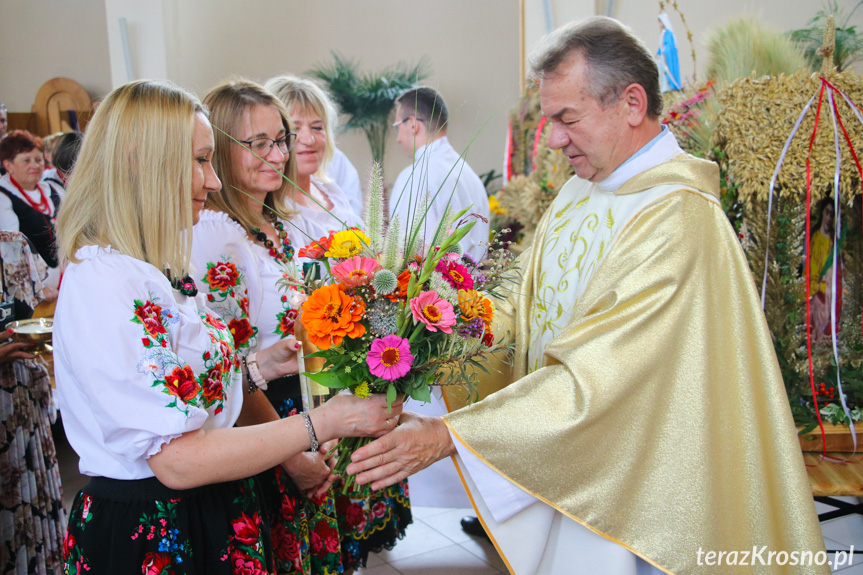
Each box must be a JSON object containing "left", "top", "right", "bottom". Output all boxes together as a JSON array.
[{"left": 457, "top": 317, "right": 486, "bottom": 339}]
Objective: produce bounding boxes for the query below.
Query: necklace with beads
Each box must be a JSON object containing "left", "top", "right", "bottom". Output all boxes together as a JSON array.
[{"left": 249, "top": 220, "right": 295, "bottom": 264}]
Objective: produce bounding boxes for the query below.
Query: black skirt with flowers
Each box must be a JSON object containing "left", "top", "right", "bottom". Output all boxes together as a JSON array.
[
  {"left": 62, "top": 476, "right": 274, "bottom": 575},
  {"left": 259, "top": 376, "right": 343, "bottom": 575}
]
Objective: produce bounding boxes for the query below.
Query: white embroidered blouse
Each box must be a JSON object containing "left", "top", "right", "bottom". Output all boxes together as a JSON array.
[
  {"left": 54, "top": 246, "right": 243, "bottom": 480},
  {"left": 192, "top": 210, "right": 305, "bottom": 355}
]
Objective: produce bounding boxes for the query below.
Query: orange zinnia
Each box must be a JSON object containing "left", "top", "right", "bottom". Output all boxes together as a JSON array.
[
  {"left": 458, "top": 289, "right": 494, "bottom": 325},
  {"left": 301, "top": 284, "right": 366, "bottom": 350}
]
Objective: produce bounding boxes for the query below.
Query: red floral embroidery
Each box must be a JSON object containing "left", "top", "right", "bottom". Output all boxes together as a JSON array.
[
  {"left": 344, "top": 502, "right": 367, "bottom": 532},
  {"left": 218, "top": 340, "right": 233, "bottom": 372},
  {"left": 164, "top": 365, "right": 200, "bottom": 403},
  {"left": 231, "top": 512, "right": 261, "bottom": 546},
  {"left": 135, "top": 301, "right": 166, "bottom": 337},
  {"left": 373, "top": 501, "right": 386, "bottom": 518},
  {"left": 276, "top": 308, "right": 298, "bottom": 337},
  {"left": 142, "top": 551, "right": 173, "bottom": 575},
  {"left": 204, "top": 313, "right": 226, "bottom": 330},
  {"left": 229, "top": 318, "right": 254, "bottom": 346},
  {"left": 272, "top": 523, "right": 302, "bottom": 563},
  {"left": 238, "top": 297, "right": 250, "bottom": 316},
  {"left": 310, "top": 521, "right": 340, "bottom": 555},
  {"left": 232, "top": 555, "right": 267, "bottom": 575},
  {"left": 280, "top": 493, "right": 297, "bottom": 521},
  {"left": 206, "top": 261, "right": 240, "bottom": 292},
  {"left": 62, "top": 532, "right": 75, "bottom": 559},
  {"left": 201, "top": 366, "right": 225, "bottom": 404}
]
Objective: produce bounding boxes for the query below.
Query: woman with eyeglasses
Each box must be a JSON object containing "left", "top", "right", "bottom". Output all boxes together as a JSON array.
[
  {"left": 54, "top": 79, "right": 400, "bottom": 574},
  {"left": 264, "top": 74, "right": 412, "bottom": 575},
  {"left": 192, "top": 79, "right": 349, "bottom": 575}
]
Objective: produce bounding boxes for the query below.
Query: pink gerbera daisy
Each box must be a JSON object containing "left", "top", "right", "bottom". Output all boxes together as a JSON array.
[
  {"left": 331, "top": 256, "right": 382, "bottom": 288},
  {"left": 367, "top": 335, "right": 414, "bottom": 381},
  {"left": 435, "top": 260, "right": 474, "bottom": 291},
  {"left": 409, "top": 290, "right": 456, "bottom": 333}
]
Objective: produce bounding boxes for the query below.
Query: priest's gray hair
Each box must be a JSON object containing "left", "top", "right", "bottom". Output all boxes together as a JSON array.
[{"left": 529, "top": 16, "right": 663, "bottom": 119}]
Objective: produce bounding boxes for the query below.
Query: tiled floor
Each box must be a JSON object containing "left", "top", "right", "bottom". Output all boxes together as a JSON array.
[
  {"left": 816, "top": 498, "right": 863, "bottom": 574},
  {"left": 357, "top": 506, "right": 506, "bottom": 574},
  {"left": 55, "top": 420, "right": 862, "bottom": 574}
]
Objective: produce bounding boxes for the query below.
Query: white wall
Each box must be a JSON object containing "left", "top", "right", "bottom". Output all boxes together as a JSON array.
[
  {"left": 2, "top": 0, "right": 859, "bottom": 182},
  {"left": 103, "top": 0, "right": 169, "bottom": 86},
  {"left": 525, "top": 0, "right": 863, "bottom": 84},
  {"left": 0, "top": 0, "right": 112, "bottom": 111},
  {"left": 158, "top": 0, "right": 521, "bottom": 185}
]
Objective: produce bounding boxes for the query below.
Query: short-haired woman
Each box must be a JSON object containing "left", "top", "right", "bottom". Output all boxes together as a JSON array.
[
  {"left": 263, "top": 75, "right": 362, "bottom": 243},
  {"left": 0, "top": 130, "right": 64, "bottom": 298},
  {"left": 54, "top": 79, "right": 400, "bottom": 573}
]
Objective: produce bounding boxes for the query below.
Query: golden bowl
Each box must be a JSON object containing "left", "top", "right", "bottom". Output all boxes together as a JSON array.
[{"left": 10, "top": 318, "right": 53, "bottom": 353}]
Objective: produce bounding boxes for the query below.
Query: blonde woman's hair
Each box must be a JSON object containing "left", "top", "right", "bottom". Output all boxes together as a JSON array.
[
  {"left": 57, "top": 80, "right": 201, "bottom": 279},
  {"left": 264, "top": 74, "right": 338, "bottom": 179},
  {"left": 203, "top": 79, "right": 297, "bottom": 232}
]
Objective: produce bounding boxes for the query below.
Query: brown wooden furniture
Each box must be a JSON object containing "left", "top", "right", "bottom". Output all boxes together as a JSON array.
[
  {"left": 804, "top": 452, "right": 863, "bottom": 524},
  {"left": 31, "top": 78, "right": 92, "bottom": 136}
]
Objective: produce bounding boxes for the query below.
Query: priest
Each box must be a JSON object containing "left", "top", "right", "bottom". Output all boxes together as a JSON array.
[{"left": 348, "top": 16, "right": 826, "bottom": 575}]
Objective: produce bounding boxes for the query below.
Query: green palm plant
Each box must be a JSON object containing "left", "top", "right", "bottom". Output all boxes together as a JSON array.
[
  {"left": 790, "top": 1, "right": 863, "bottom": 72},
  {"left": 309, "top": 52, "right": 430, "bottom": 167}
]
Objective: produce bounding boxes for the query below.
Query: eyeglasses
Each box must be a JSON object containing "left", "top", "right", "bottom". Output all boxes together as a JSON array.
[
  {"left": 391, "top": 116, "right": 425, "bottom": 132},
  {"left": 238, "top": 133, "right": 297, "bottom": 156}
]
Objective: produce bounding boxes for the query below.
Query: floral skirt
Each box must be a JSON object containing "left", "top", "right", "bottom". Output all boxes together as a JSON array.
[
  {"left": 0, "top": 359, "right": 67, "bottom": 575},
  {"left": 261, "top": 376, "right": 342, "bottom": 575},
  {"left": 335, "top": 480, "right": 412, "bottom": 571},
  {"left": 63, "top": 476, "right": 274, "bottom": 574}
]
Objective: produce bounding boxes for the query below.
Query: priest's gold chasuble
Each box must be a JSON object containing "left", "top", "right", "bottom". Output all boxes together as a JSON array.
[{"left": 444, "top": 155, "right": 827, "bottom": 574}]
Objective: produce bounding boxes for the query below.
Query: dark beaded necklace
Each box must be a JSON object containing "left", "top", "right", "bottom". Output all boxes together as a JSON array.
[{"left": 249, "top": 220, "right": 295, "bottom": 264}]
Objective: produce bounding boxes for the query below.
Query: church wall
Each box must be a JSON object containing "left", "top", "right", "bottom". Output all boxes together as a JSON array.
[
  {"left": 2, "top": 0, "right": 858, "bottom": 183},
  {"left": 0, "top": 0, "right": 112, "bottom": 112},
  {"left": 159, "top": 0, "right": 521, "bottom": 187}
]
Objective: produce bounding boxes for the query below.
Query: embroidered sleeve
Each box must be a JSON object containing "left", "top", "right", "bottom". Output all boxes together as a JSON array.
[
  {"left": 54, "top": 256, "right": 240, "bottom": 463},
  {"left": 132, "top": 296, "right": 235, "bottom": 416},
  {"left": 192, "top": 213, "right": 260, "bottom": 352}
]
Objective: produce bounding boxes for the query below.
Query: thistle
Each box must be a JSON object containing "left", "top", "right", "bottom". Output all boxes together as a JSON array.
[
  {"left": 445, "top": 243, "right": 463, "bottom": 256},
  {"left": 367, "top": 299, "right": 399, "bottom": 336},
  {"left": 372, "top": 269, "right": 398, "bottom": 295}
]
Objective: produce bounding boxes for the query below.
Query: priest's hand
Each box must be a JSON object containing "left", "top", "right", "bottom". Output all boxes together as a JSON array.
[{"left": 345, "top": 412, "right": 457, "bottom": 491}]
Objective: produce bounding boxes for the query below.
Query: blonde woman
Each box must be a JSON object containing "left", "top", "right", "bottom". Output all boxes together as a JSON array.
[
  {"left": 54, "top": 80, "right": 400, "bottom": 573},
  {"left": 263, "top": 75, "right": 362, "bottom": 243},
  {"left": 265, "top": 74, "right": 412, "bottom": 574}
]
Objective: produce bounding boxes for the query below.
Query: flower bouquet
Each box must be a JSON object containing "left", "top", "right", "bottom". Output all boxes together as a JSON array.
[{"left": 278, "top": 164, "right": 518, "bottom": 491}]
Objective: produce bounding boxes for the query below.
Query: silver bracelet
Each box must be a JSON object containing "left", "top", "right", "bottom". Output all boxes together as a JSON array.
[{"left": 301, "top": 412, "right": 318, "bottom": 457}]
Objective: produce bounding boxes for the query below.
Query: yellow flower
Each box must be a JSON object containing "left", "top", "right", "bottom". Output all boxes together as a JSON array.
[
  {"left": 353, "top": 381, "right": 371, "bottom": 398},
  {"left": 489, "top": 195, "right": 508, "bottom": 215},
  {"left": 325, "top": 229, "right": 371, "bottom": 258}
]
